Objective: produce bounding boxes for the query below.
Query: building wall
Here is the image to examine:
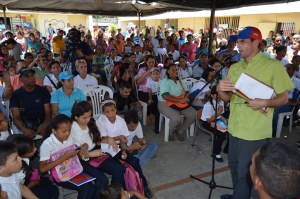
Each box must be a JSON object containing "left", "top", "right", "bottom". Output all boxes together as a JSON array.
[
  {"left": 119, "top": 12, "right": 300, "bottom": 39},
  {"left": 0, "top": 12, "right": 88, "bottom": 38}
]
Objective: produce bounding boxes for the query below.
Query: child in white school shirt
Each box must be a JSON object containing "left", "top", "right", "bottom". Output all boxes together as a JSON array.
[
  {"left": 124, "top": 110, "right": 158, "bottom": 168},
  {"left": 145, "top": 67, "right": 161, "bottom": 134}
]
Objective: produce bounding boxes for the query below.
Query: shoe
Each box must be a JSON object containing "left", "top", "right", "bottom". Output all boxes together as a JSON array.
[
  {"left": 220, "top": 194, "right": 232, "bottom": 199},
  {"left": 175, "top": 131, "right": 185, "bottom": 142},
  {"left": 297, "top": 141, "right": 300, "bottom": 146},
  {"left": 215, "top": 154, "right": 224, "bottom": 162},
  {"left": 297, "top": 145, "right": 300, "bottom": 151},
  {"left": 154, "top": 129, "right": 160, "bottom": 134},
  {"left": 169, "top": 134, "right": 175, "bottom": 141},
  {"left": 176, "top": 134, "right": 185, "bottom": 142},
  {"left": 144, "top": 186, "right": 153, "bottom": 198}
]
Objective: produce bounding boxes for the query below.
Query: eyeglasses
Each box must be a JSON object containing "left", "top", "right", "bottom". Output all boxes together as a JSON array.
[{"left": 276, "top": 40, "right": 282, "bottom": 42}]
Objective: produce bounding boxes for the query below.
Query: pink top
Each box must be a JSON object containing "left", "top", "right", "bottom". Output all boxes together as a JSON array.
[
  {"left": 180, "top": 43, "right": 198, "bottom": 62},
  {"left": 135, "top": 67, "right": 149, "bottom": 93}
]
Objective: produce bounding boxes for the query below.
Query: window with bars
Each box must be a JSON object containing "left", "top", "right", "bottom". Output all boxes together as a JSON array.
[
  {"left": 205, "top": 16, "right": 240, "bottom": 38},
  {"left": 277, "top": 22, "right": 295, "bottom": 36}
]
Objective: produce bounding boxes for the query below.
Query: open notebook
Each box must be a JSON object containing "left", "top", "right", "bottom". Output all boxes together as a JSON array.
[{"left": 232, "top": 73, "right": 276, "bottom": 113}]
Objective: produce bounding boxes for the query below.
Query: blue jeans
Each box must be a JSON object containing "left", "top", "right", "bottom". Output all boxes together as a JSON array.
[
  {"left": 133, "top": 141, "right": 158, "bottom": 168},
  {"left": 272, "top": 104, "right": 293, "bottom": 132}
]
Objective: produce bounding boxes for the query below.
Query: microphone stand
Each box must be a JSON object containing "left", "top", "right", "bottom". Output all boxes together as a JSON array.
[{"left": 190, "top": 55, "right": 233, "bottom": 199}]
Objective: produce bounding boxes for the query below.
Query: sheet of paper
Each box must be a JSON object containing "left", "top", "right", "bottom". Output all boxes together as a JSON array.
[
  {"left": 234, "top": 73, "right": 274, "bottom": 100},
  {"left": 100, "top": 143, "right": 120, "bottom": 157}
]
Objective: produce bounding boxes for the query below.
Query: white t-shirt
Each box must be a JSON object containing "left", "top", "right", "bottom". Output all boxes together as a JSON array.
[
  {"left": 0, "top": 173, "right": 22, "bottom": 199},
  {"left": 178, "top": 66, "right": 193, "bottom": 80},
  {"left": 294, "top": 66, "right": 300, "bottom": 78},
  {"left": 96, "top": 115, "right": 130, "bottom": 138},
  {"left": 190, "top": 79, "right": 211, "bottom": 107},
  {"left": 201, "top": 100, "right": 224, "bottom": 122},
  {"left": 171, "top": 50, "right": 180, "bottom": 62},
  {"left": 288, "top": 76, "right": 300, "bottom": 98},
  {"left": 145, "top": 77, "right": 161, "bottom": 94},
  {"left": 127, "top": 122, "right": 143, "bottom": 146},
  {"left": 280, "top": 58, "right": 290, "bottom": 66},
  {"left": 43, "top": 74, "right": 59, "bottom": 93},
  {"left": 74, "top": 74, "right": 98, "bottom": 91},
  {"left": 40, "top": 134, "right": 77, "bottom": 162},
  {"left": 0, "top": 131, "right": 9, "bottom": 140},
  {"left": 71, "top": 122, "right": 95, "bottom": 151}
]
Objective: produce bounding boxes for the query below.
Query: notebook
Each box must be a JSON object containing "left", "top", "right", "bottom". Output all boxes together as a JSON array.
[
  {"left": 69, "top": 172, "right": 96, "bottom": 186},
  {"left": 100, "top": 143, "right": 121, "bottom": 157}
]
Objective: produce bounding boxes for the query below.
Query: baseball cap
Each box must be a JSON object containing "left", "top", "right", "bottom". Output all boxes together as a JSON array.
[
  {"left": 19, "top": 68, "right": 35, "bottom": 77},
  {"left": 150, "top": 67, "right": 160, "bottom": 73},
  {"left": 232, "top": 26, "right": 262, "bottom": 43},
  {"left": 59, "top": 71, "right": 74, "bottom": 81}
]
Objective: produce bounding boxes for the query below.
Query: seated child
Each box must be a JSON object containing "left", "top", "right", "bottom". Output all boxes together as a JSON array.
[
  {"left": 70, "top": 101, "right": 126, "bottom": 189},
  {"left": 39, "top": 114, "right": 99, "bottom": 199},
  {"left": 124, "top": 110, "right": 158, "bottom": 168},
  {"left": 0, "top": 109, "right": 9, "bottom": 141},
  {"left": 7, "top": 134, "right": 59, "bottom": 199},
  {"left": 200, "top": 86, "right": 228, "bottom": 162},
  {"left": 97, "top": 100, "right": 153, "bottom": 198},
  {"left": 145, "top": 67, "right": 161, "bottom": 134},
  {"left": 0, "top": 141, "right": 38, "bottom": 199},
  {"left": 100, "top": 183, "right": 146, "bottom": 199}
]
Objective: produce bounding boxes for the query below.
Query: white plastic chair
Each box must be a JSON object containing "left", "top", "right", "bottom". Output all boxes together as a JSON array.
[
  {"left": 134, "top": 80, "right": 148, "bottom": 126},
  {"left": 159, "top": 113, "right": 195, "bottom": 142},
  {"left": 182, "top": 78, "right": 199, "bottom": 92},
  {"left": 276, "top": 94, "right": 300, "bottom": 138},
  {"left": 104, "top": 64, "right": 114, "bottom": 89},
  {"left": 85, "top": 85, "right": 113, "bottom": 119}
]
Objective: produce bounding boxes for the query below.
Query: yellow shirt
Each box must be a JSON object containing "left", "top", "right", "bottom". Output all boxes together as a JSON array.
[
  {"left": 228, "top": 52, "right": 293, "bottom": 140},
  {"left": 53, "top": 36, "right": 65, "bottom": 54}
]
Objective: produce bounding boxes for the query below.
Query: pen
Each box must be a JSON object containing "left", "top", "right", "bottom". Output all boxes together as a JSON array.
[{"left": 234, "top": 102, "right": 248, "bottom": 104}]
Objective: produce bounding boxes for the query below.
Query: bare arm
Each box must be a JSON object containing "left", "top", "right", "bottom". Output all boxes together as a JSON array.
[
  {"left": 1, "top": 71, "right": 13, "bottom": 99},
  {"left": 51, "top": 103, "right": 59, "bottom": 116},
  {"left": 36, "top": 104, "right": 51, "bottom": 136},
  {"left": 247, "top": 91, "right": 288, "bottom": 110},
  {"left": 136, "top": 70, "right": 150, "bottom": 85},
  {"left": 11, "top": 107, "right": 36, "bottom": 139},
  {"left": 20, "top": 183, "right": 39, "bottom": 199}
]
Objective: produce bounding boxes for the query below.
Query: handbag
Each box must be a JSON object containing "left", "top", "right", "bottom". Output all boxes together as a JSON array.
[
  {"left": 89, "top": 153, "right": 111, "bottom": 168},
  {"left": 49, "top": 144, "right": 83, "bottom": 183},
  {"left": 166, "top": 80, "right": 189, "bottom": 110}
]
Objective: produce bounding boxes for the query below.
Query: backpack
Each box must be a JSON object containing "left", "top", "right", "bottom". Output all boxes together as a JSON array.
[{"left": 122, "top": 161, "right": 144, "bottom": 195}]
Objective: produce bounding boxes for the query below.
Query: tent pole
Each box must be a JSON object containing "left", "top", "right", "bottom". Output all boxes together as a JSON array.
[
  {"left": 138, "top": 12, "right": 141, "bottom": 30},
  {"left": 2, "top": 6, "right": 7, "bottom": 28},
  {"left": 208, "top": 0, "right": 216, "bottom": 55}
]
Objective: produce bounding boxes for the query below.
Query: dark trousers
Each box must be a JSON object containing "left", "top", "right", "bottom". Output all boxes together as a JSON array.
[
  {"left": 55, "top": 160, "right": 108, "bottom": 199},
  {"left": 150, "top": 95, "right": 159, "bottom": 131},
  {"left": 114, "top": 151, "right": 149, "bottom": 189},
  {"left": 202, "top": 120, "right": 227, "bottom": 155},
  {"left": 98, "top": 157, "right": 126, "bottom": 189},
  {"left": 228, "top": 134, "right": 267, "bottom": 199},
  {"left": 28, "top": 177, "right": 59, "bottom": 199}
]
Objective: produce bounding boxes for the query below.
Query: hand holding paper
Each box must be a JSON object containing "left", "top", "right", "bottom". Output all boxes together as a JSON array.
[{"left": 217, "top": 77, "right": 235, "bottom": 92}]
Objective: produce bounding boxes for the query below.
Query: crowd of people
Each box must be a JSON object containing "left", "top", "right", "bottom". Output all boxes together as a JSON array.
[{"left": 0, "top": 21, "right": 299, "bottom": 199}]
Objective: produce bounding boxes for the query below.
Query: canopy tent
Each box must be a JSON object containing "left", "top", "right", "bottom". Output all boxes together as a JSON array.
[{"left": 0, "top": 0, "right": 299, "bottom": 17}]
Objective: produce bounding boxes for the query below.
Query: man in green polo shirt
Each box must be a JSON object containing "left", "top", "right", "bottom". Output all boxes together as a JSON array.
[{"left": 217, "top": 27, "right": 293, "bottom": 199}]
